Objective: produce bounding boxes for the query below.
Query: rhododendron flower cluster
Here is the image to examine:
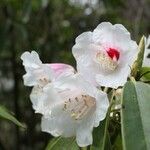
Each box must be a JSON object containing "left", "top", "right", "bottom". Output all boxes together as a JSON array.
[
  {"left": 21, "top": 22, "right": 141, "bottom": 147},
  {"left": 21, "top": 51, "right": 109, "bottom": 147}
]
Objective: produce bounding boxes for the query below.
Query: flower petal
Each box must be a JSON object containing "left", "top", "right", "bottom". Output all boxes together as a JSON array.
[
  {"left": 94, "top": 90, "right": 109, "bottom": 127},
  {"left": 21, "top": 51, "right": 54, "bottom": 86},
  {"left": 75, "top": 31, "right": 93, "bottom": 44},
  {"left": 41, "top": 104, "right": 77, "bottom": 137},
  {"left": 41, "top": 116, "right": 62, "bottom": 137},
  {"left": 96, "top": 65, "right": 130, "bottom": 88},
  {"left": 21, "top": 51, "right": 42, "bottom": 69},
  {"left": 48, "top": 63, "right": 75, "bottom": 78},
  {"left": 76, "top": 125, "right": 93, "bottom": 147}
]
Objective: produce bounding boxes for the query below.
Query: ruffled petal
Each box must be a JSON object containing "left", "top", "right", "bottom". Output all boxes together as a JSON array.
[
  {"left": 21, "top": 51, "right": 54, "bottom": 86},
  {"left": 96, "top": 65, "right": 130, "bottom": 88},
  {"left": 41, "top": 116, "right": 62, "bottom": 137},
  {"left": 21, "top": 51, "right": 42, "bottom": 69},
  {"left": 30, "top": 86, "right": 48, "bottom": 114},
  {"left": 75, "top": 31, "right": 93, "bottom": 44},
  {"left": 41, "top": 103, "right": 77, "bottom": 137},
  {"left": 93, "top": 22, "right": 132, "bottom": 52},
  {"left": 94, "top": 90, "right": 109, "bottom": 127},
  {"left": 76, "top": 126, "right": 93, "bottom": 147},
  {"left": 30, "top": 83, "right": 62, "bottom": 115}
]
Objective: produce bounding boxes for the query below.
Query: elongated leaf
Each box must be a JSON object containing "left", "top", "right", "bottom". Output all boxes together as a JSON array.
[
  {"left": 91, "top": 119, "right": 112, "bottom": 150},
  {"left": 131, "top": 36, "right": 145, "bottom": 77},
  {"left": 45, "top": 137, "right": 79, "bottom": 150},
  {"left": 140, "top": 67, "right": 150, "bottom": 81},
  {"left": 0, "top": 105, "right": 26, "bottom": 128},
  {"left": 121, "top": 81, "right": 150, "bottom": 150},
  {"left": 113, "top": 134, "right": 123, "bottom": 150}
]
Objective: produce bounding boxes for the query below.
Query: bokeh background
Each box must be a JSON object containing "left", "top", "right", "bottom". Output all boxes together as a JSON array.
[{"left": 0, "top": 0, "right": 149, "bottom": 149}]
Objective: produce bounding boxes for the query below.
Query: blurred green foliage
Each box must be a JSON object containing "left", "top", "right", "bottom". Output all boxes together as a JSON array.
[{"left": 0, "top": 0, "right": 149, "bottom": 149}]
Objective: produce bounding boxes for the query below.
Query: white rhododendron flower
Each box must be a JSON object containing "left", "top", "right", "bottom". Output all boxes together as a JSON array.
[
  {"left": 72, "top": 22, "right": 138, "bottom": 88},
  {"left": 143, "top": 35, "right": 150, "bottom": 67},
  {"left": 41, "top": 74, "right": 109, "bottom": 147},
  {"left": 21, "top": 51, "right": 75, "bottom": 114}
]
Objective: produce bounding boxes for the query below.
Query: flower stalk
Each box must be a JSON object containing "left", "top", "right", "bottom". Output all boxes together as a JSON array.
[{"left": 102, "top": 90, "right": 115, "bottom": 150}]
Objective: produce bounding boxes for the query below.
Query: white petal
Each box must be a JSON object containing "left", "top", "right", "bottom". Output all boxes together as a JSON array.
[
  {"left": 48, "top": 63, "right": 75, "bottom": 78},
  {"left": 72, "top": 44, "right": 100, "bottom": 86},
  {"left": 94, "top": 90, "right": 109, "bottom": 127},
  {"left": 54, "top": 73, "right": 98, "bottom": 97},
  {"left": 93, "top": 23, "right": 132, "bottom": 51},
  {"left": 21, "top": 51, "right": 54, "bottom": 86},
  {"left": 30, "top": 83, "right": 61, "bottom": 115},
  {"left": 96, "top": 65, "right": 130, "bottom": 88},
  {"left": 72, "top": 43, "right": 96, "bottom": 61},
  {"left": 76, "top": 114, "right": 94, "bottom": 147},
  {"left": 76, "top": 58, "right": 100, "bottom": 87},
  {"left": 21, "top": 51, "right": 42, "bottom": 68},
  {"left": 75, "top": 31, "right": 92, "bottom": 44},
  {"left": 72, "top": 74, "right": 99, "bottom": 97},
  {"left": 114, "top": 24, "right": 130, "bottom": 34},
  {"left": 23, "top": 73, "right": 37, "bottom": 86},
  {"left": 30, "top": 86, "right": 48, "bottom": 114},
  {"left": 41, "top": 117, "right": 62, "bottom": 137},
  {"left": 76, "top": 127, "right": 93, "bottom": 147},
  {"left": 95, "top": 22, "right": 112, "bottom": 31},
  {"left": 41, "top": 103, "right": 77, "bottom": 137},
  {"left": 23, "top": 65, "right": 53, "bottom": 86},
  {"left": 41, "top": 64, "right": 54, "bottom": 81}
]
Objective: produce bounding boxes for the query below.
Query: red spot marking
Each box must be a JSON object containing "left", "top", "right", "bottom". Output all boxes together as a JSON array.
[{"left": 107, "top": 48, "right": 120, "bottom": 60}]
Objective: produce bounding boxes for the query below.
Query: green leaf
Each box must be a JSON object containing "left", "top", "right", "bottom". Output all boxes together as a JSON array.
[
  {"left": 0, "top": 105, "right": 26, "bottom": 128},
  {"left": 139, "top": 67, "right": 150, "bottom": 81},
  {"left": 112, "top": 134, "right": 123, "bottom": 150},
  {"left": 131, "top": 36, "right": 145, "bottom": 78},
  {"left": 45, "top": 137, "right": 79, "bottom": 150},
  {"left": 91, "top": 119, "right": 112, "bottom": 150},
  {"left": 121, "top": 81, "right": 150, "bottom": 150}
]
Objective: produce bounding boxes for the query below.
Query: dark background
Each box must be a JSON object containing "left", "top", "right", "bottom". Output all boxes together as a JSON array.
[{"left": 0, "top": 0, "right": 149, "bottom": 149}]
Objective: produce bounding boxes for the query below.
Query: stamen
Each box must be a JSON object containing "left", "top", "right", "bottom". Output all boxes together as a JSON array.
[
  {"left": 96, "top": 51, "right": 118, "bottom": 71},
  {"left": 69, "top": 98, "right": 71, "bottom": 102},
  {"left": 63, "top": 94, "right": 96, "bottom": 120},
  {"left": 75, "top": 97, "right": 79, "bottom": 102},
  {"left": 32, "top": 85, "right": 43, "bottom": 94},
  {"left": 75, "top": 105, "right": 88, "bottom": 120},
  {"left": 38, "top": 77, "right": 50, "bottom": 86}
]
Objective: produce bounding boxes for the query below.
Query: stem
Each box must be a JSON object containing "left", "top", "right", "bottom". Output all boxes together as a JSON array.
[
  {"left": 102, "top": 91, "right": 115, "bottom": 150},
  {"left": 81, "top": 147, "right": 87, "bottom": 150}
]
